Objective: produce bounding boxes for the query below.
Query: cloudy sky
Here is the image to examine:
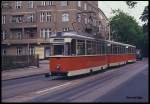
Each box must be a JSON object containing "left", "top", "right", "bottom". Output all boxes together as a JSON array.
[{"left": 98, "top": 1, "right": 149, "bottom": 26}]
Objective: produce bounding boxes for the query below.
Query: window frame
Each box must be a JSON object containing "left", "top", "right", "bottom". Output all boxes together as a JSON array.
[
  {"left": 77, "top": 1, "right": 81, "bottom": 7},
  {"left": 15, "top": 1, "right": 22, "bottom": 9},
  {"left": 27, "top": 1, "right": 33, "bottom": 8},
  {"left": 17, "top": 47, "right": 22, "bottom": 56},
  {"left": 62, "top": 13, "right": 69, "bottom": 22},
  {"left": 2, "top": 15, "right": 6, "bottom": 24},
  {"left": 61, "top": 1, "right": 68, "bottom": 6}
]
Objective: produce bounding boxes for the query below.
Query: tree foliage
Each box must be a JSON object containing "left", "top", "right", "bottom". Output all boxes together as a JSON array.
[
  {"left": 140, "top": 5, "right": 149, "bottom": 57},
  {"left": 110, "top": 9, "right": 144, "bottom": 52},
  {"left": 126, "top": 1, "right": 137, "bottom": 8},
  {"left": 140, "top": 5, "right": 149, "bottom": 33}
]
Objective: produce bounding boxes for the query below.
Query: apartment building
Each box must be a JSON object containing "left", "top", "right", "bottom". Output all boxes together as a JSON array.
[{"left": 1, "top": 1, "right": 110, "bottom": 59}]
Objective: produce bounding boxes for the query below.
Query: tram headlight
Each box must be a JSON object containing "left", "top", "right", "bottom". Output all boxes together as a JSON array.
[{"left": 56, "top": 64, "right": 61, "bottom": 70}]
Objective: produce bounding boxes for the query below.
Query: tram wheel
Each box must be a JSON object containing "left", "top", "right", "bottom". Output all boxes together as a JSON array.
[{"left": 44, "top": 73, "right": 50, "bottom": 77}]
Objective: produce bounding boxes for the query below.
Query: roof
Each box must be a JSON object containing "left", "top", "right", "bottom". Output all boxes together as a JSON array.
[
  {"left": 50, "top": 31, "right": 95, "bottom": 40},
  {"left": 105, "top": 40, "right": 136, "bottom": 47}
]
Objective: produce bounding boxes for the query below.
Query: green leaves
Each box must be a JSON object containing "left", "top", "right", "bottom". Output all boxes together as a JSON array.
[
  {"left": 110, "top": 9, "right": 143, "bottom": 45},
  {"left": 126, "top": 1, "right": 137, "bottom": 8},
  {"left": 110, "top": 9, "right": 148, "bottom": 56}
]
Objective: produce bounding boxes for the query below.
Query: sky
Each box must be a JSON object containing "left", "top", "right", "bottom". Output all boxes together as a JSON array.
[{"left": 98, "top": 1, "right": 149, "bottom": 26}]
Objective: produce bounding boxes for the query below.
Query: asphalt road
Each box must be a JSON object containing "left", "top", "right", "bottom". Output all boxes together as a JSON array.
[{"left": 2, "top": 58, "right": 148, "bottom": 103}]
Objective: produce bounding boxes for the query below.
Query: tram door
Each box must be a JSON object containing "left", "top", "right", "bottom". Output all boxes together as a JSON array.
[
  {"left": 54, "top": 45, "right": 64, "bottom": 55},
  {"left": 45, "top": 47, "right": 51, "bottom": 58}
]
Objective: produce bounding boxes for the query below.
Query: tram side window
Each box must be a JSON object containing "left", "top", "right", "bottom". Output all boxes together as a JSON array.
[
  {"left": 122, "top": 46, "right": 125, "bottom": 54},
  {"left": 133, "top": 48, "right": 136, "bottom": 54},
  {"left": 77, "top": 40, "right": 85, "bottom": 55},
  {"left": 71, "top": 39, "right": 76, "bottom": 55},
  {"left": 116, "top": 45, "right": 118, "bottom": 54},
  {"left": 129, "top": 47, "right": 131, "bottom": 54},
  {"left": 123, "top": 46, "right": 125, "bottom": 54},
  {"left": 92, "top": 41, "right": 96, "bottom": 54},
  {"left": 119, "top": 45, "right": 121, "bottom": 54},
  {"left": 96, "top": 41, "right": 99, "bottom": 54},
  {"left": 111, "top": 44, "right": 113, "bottom": 54},
  {"left": 120, "top": 45, "right": 122, "bottom": 54},
  {"left": 87, "top": 40, "right": 92, "bottom": 55},
  {"left": 131, "top": 47, "right": 132, "bottom": 54},
  {"left": 98, "top": 41, "right": 101, "bottom": 55},
  {"left": 120, "top": 46, "right": 122, "bottom": 54},
  {"left": 106, "top": 43, "right": 111, "bottom": 54},
  {"left": 101, "top": 41, "right": 105, "bottom": 54},
  {"left": 113, "top": 44, "right": 117, "bottom": 54},
  {"left": 128, "top": 47, "right": 131, "bottom": 54}
]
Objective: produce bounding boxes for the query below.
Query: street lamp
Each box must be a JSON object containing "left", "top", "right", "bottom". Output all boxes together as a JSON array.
[{"left": 108, "top": 18, "right": 120, "bottom": 41}]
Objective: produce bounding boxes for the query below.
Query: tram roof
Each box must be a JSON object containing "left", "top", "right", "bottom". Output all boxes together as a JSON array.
[
  {"left": 105, "top": 40, "right": 136, "bottom": 47},
  {"left": 50, "top": 31, "right": 95, "bottom": 40}
]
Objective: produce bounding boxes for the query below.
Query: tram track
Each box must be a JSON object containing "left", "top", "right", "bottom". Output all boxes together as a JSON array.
[{"left": 2, "top": 59, "right": 148, "bottom": 102}]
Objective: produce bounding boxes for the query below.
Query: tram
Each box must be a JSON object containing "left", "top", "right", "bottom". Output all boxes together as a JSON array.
[{"left": 48, "top": 32, "right": 136, "bottom": 77}]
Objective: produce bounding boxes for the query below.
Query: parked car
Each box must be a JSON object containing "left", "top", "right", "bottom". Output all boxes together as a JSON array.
[{"left": 136, "top": 49, "right": 143, "bottom": 61}]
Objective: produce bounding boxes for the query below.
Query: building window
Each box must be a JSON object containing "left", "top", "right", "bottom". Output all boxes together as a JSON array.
[
  {"left": 61, "top": 1, "right": 68, "bottom": 6},
  {"left": 2, "top": 15, "right": 6, "bottom": 24},
  {"left": 77, "top": 1, "right": 81, "bottom": 7},
  {"left": 27, "top": 14, "right": 34, "bottom": 22},
  {"left": 15, "top": 1, "right": 22, "bottom": 9},
  {"left": 27, "top": 1, "right": 33, "bottom": 8},
  {"left": 63, "top": 27, "right": 69, "bottom": 32},
  {"left": 77, "top": 14, "right": 81, "bottom": 22},
  {"left": 41, "top": 1, "right": 46, "bottom": 6},
  {"left": 2, "top": 30, "right": 7, "bottom": 40},
  {"left": 2, "top": 49, "right": 6, "bottom": 55},
  {"left": 46, "top": 12, "right": 51, "bottom": 22},
  {"left": 47, "top": 1, "right": 53, "bottom": 5},
  {"left": 85, "top": 17, "right": 87, "bottom": 24},
  {"left": 12, "top": 15, "right": 23, "bottom": 23},
  {"left": 29, "top": 47, "right": 35, "bottom": 55},
  {"left": 17, "top": 47, "right": 22, "bottom": 55},
  {"left": 1, "top": 1, "right": 10, "bottom": 9},
  {"left": 16, "top": 32, "right": 22, "bottom": 39},
  {"left": 84, "top": 3, "right": 87, "bottom": 10},
  {"left": 40, "top": 12, "right": 51, "bottom": 22},
  {"left": 62, "top": 13, "right": 69, "bottom": 22},
  {"left": 41, "top": 1, "right": 53, "bottom": 6},
  {"left": 40, "top": 12, "right": 45, "bottom": 22},
  {"left": 40, "top": 29, "right": 51, "bottom": 39}
]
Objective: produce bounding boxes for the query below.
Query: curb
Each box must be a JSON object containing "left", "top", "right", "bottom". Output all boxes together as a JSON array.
[{"left": 2, "top": 72, "right": 49, "bottom": 81}]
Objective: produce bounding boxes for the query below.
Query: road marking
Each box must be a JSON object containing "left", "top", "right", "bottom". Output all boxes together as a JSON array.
[
  {"left": 73, "top": 65, "right": 148, "bottom": 102},
  {"left": 35, "top": 82, "right": 72, "bottom": 94},
  {"left": 3, "top": 82, "right": 73, "bottom": 102}
]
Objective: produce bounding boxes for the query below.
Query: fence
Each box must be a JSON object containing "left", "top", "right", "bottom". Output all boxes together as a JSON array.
[{"left": 2, "top": 55, "right": 39, "bottom": 70}]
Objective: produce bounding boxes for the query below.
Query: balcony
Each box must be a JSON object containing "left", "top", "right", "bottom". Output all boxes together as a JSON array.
[
  {"left": 2, "top": 38, "right": 51, "bottom": 45},
  {"left": 9, "top": 22, "right": 37, "bottom": 29}
]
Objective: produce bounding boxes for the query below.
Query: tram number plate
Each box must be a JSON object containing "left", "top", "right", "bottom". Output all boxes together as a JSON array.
[{"left": 54, "top": 39, "right": 64, "bottom": 42}]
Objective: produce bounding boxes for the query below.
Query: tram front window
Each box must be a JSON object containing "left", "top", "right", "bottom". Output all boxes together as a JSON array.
[{"left": 54, "top": 45, "right": 64, "bottom": 55}]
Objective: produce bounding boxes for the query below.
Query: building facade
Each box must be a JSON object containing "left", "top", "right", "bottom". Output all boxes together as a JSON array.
[{"left": 1, "top": 1, "right": 110, "bottom": 59}]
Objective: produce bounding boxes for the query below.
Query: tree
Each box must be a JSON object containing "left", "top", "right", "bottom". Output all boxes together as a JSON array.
[
  {"left": 140, "top": 5, "right": 149, "bottom": 57},
  {"left": 110, "top": 9, "right": 144, "bottom": 49},
  {"left": 140, "top": 5, "right": 149, "bottom": 33},
  {"left": 126, "top": 1, "right": 137, "bottom": 8},
  {"left": 125, "top": 1, "right": 148, "bottom": 57}
]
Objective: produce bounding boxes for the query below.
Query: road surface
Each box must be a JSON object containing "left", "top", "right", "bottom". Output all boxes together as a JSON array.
[{"left": 2, "top": 58, "right": 148, "bottom": 102}]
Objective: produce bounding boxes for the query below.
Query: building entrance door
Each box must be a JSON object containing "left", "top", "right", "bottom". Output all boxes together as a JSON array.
[
  {"left": 45, "top": 47, "right": 51, "bottom": 58},
  {"left": 54, "top": 45, "right": 64, "bottom": 55}
]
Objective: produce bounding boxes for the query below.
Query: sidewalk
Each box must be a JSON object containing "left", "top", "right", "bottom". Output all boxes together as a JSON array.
[{"left": 2, "top": 60, "right": 50, "bottom": 81}]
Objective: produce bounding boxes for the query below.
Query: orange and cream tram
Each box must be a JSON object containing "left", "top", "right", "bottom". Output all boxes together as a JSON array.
[{"left": 48, "top": 32, "right": 136, "bottom": 77}]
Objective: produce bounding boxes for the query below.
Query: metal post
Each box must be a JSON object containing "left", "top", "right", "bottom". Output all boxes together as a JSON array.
[
  {"left": 28, "top": 42, "right": 30, "bottom": 67},
  {"left": 76, "top": 39, "right": 77, "bottom": 56},
  {"left": 85, "top": 40, "right": 87, "bottom": 55},
  {"left": 109, "top": 24, "right": 111, "bottom": 40}
]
